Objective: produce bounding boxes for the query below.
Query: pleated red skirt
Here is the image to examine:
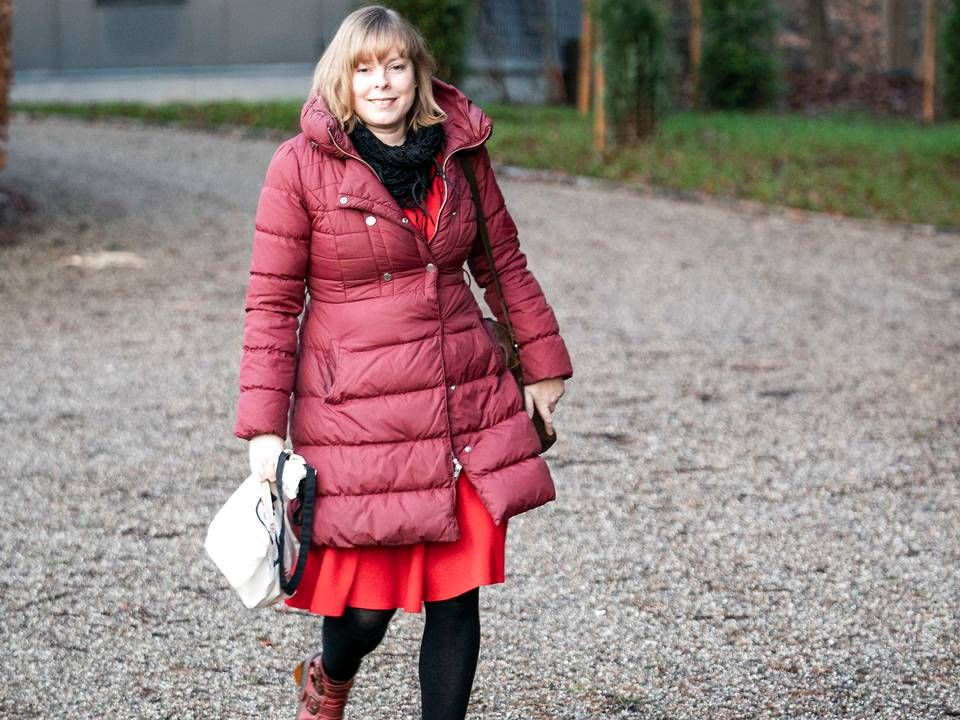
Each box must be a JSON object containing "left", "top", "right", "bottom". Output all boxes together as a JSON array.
[
  {"left": 284, "top": 154, "right": 508, "bottom": 617},
  {"left": 284, "top": 470, "right": 507, "bottom": 616}
]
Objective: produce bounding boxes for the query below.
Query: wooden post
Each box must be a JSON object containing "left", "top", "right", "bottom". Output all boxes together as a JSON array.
[
  {"left": 690, "top": 0, "right": 702, "bottom": 108},
  {"left": 578, "top": 0, "right": 593, "bottom": 115},
  {"left": 922, "top": 0, "right": 938, "bottom": 124},
  {"left": 593, "top": 16, "right": 606, "bottom": 154}
]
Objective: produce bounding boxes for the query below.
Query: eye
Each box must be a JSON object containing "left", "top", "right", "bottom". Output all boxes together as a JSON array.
[{"left": 391, "top": 64, "right": 406, "bottom": 71}]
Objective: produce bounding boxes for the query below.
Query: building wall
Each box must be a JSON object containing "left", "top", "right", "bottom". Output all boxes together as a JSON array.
[
  {"left": 464, "top": 0, "right": 581, "bottom": 103},
  {"left": 13, "top": 0, "right": 351, "bottom": 71},
  {"left": 12, "top": 0, "right": 59, "bottom": 69},
  {"left": 12, "top": 0, "right": 582, "bottom": 105}
]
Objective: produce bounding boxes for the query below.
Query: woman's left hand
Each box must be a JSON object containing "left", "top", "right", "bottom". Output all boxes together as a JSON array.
[{"left": 523, "top": 377, "right": 566, "bottom": 437}]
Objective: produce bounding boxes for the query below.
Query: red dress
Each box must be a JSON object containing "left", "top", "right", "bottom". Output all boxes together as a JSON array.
[{"left": 285, "top": 151, "right": 508, "bottom": 617}]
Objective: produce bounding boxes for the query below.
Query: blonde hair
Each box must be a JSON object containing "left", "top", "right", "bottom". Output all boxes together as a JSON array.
[{"left": 310, "top": 5, "right": 447, "bottom": 134}]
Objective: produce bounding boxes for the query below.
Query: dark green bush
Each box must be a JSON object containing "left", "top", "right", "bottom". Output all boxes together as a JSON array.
[
  {"left": 700, "top": 0, "right": 780, "bottom": 110},
  {"left": 595, "top": 0, "right": 668, "bottom": 143},
  {"left": 945, "top": 0, "right": 960, "bottom": 118},
  {"left": 380, "top": 1, "right": 470, "bottom": 85}
]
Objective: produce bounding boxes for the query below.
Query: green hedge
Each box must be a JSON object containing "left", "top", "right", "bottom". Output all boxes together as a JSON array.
[
  {"left": 700, "top": 0, "right": 781, "bottom": 110},
  {"left": 380, "top": 1, "right": 469, "bottom": 85},
  {"left": 595, "top": 0, "right": 669, "bottom": 143},
  {"left": 946, "top": 0, "right": 960, "bottom": 118}
]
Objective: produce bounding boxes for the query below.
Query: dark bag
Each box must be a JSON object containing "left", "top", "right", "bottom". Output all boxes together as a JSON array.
[{"left": 457, "top": 154, "right": 557, "bottom": 453}]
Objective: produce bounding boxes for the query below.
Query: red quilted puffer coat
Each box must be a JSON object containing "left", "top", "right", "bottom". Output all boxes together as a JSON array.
[{"left": 234, "top": 77, "right": 573, "bottom": 547}]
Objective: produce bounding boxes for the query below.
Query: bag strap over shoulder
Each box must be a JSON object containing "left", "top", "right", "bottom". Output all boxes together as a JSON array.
[
  {"left": 457, "top": 153, "right": 519, "bottom": 355},
  {"left": 275, "top": 451, "right": 316, "bottom": 596}
]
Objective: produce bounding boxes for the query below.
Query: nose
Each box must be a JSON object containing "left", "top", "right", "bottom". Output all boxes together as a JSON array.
[{"left": 373, "top": 67, "right": 389, "bottom": 88}]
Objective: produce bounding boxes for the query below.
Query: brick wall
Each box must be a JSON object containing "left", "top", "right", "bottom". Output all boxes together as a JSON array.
[{"left": 665, "top": 0, "right": 949, "bottom": 117}]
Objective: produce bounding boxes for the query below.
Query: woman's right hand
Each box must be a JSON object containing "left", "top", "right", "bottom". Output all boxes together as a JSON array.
[{"left": 248, "top": 433, "right": 286, "bottom": 481}]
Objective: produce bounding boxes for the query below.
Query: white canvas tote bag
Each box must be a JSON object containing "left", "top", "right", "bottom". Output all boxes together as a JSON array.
[{"left": 204, "top": 451, "right": 315, "bottom": 609}]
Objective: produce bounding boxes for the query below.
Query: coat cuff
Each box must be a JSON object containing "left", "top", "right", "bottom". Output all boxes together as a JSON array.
[
  {"left": 234, "top": 388, "right": 290, "bottom": 440},
  {"left": 518, "top": 334, "right": 574, "bottom": 385}
]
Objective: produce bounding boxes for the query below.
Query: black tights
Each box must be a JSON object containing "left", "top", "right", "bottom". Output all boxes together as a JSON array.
[{"left": 320, "top": 587, "right": 481, "bottom": 720}]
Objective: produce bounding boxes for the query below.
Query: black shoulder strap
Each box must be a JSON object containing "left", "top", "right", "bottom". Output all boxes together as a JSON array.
[
  {"left": 457, "top": 153, "right": 518, "bottom": 351},
  {"left": 275, "top": 451, "right": 316, "bottom": 596}
]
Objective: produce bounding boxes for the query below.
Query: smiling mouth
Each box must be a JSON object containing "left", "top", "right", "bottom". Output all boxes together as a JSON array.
[{"left": 369, "top": 98, "right": 396, "bottom": 105}]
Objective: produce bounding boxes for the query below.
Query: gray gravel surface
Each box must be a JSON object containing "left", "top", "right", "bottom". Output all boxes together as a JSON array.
[{"left": 1, "top": 115, "right": 958, "bottom": 720}]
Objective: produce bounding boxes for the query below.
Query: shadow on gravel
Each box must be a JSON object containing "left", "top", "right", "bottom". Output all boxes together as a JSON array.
[{"left": 0, "top": 182, "right": 38, "bottom": 246}]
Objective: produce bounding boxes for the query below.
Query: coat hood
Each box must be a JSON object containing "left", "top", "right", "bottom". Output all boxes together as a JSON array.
[{"left": 299, "top": 76, "right": 493, "bottom": 159}]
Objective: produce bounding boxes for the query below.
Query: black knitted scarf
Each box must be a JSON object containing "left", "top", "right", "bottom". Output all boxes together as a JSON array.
[{"left": 348, "top": 120, "right": 446, "bottom": 211}]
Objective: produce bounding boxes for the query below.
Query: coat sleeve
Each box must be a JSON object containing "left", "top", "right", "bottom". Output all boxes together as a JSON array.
[
  {"left": 465, "top": 145, "right": 574, "bottom": 385},
  {"left": 234, "top": 142, "right": 311, "bottom": 440}
]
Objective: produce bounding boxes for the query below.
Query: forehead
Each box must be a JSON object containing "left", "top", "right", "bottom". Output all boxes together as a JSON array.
[
  {"left": 356, "top": 46, "right": 407, "bottom": 64},
  {"left": 356, "top": 55, "right": 406, "bottom": 66},
  {"left": 352, "top": 24, "right": 410, "bottom": 66}
]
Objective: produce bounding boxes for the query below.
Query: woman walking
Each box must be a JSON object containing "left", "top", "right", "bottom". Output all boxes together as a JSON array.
[{"left": 235, "top": 6, "right": 573, "bottom": 719}]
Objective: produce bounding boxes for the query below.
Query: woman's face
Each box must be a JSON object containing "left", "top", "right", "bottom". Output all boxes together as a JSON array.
[{"left": 352, "top": 46, "right": 417, "bottom": 145}]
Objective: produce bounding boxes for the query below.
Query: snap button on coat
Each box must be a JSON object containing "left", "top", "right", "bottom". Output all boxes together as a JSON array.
[{"left": 234, "top": 77, "right": 574, "bottom": 548}]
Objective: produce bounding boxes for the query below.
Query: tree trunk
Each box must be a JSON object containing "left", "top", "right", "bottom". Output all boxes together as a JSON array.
[
  {"left": 593, "top": 18, "right": 606, "bottom": 154},
  {"left": 690, "top": 0, "right": 702, "bottom": 107},
  {"left": 577, "top": 0, "right": 592, "bottom": 115},
  {"left": 807, "top": 0, "right": 833, "bottom": 73}
]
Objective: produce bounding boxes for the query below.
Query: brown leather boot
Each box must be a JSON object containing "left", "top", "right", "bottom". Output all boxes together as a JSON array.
[{"left": 293, "top": 652, "right": 355, "bottom": 720}]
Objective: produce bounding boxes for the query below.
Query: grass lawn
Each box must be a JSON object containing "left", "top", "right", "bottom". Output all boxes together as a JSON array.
[{"left": 14, "top": 100, "right": 960, "bottom": 229}]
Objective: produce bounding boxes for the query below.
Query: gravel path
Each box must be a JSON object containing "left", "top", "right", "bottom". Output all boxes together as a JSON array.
[{"left": 2, "top": 115, "right": 958, "bottom": 720}]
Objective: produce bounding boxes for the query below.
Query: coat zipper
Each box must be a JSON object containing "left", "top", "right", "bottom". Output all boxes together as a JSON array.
[
  {"left": 437, "top": 127, "right": 491, "bottom": 483},
  {"left": 330, "top": 126, "right": 492, "bottom": 483},
  {"left": 329, "top": 136, "right": 384, "bottom": 192},
  {"left": 329, "top": 133, "right": 427, "bottom": 243},
  {"left": 436, "top": 125, "right": 493, "bottom": 231}
]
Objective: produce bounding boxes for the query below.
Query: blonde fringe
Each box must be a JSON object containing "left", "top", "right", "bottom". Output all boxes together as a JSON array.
[{"left": 309, "top": 5, "right": 446, "bottom": 134}]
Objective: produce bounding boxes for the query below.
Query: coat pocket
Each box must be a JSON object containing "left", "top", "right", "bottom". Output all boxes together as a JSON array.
[{"left": 315, "top": 341, "right": 343, "bottom": 403}]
